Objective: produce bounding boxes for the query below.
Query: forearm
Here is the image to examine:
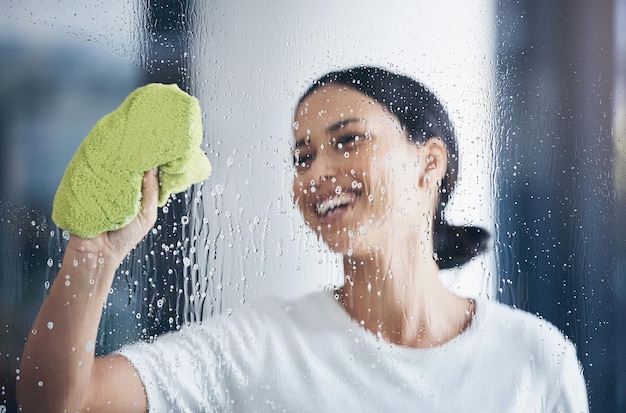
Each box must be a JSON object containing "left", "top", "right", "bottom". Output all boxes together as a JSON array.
[
  {"left": 17, "top": 170, "right": 157, "bottom": 412},
  {"left": 17, "top": 239, "right": 120, "bottom": 411}
]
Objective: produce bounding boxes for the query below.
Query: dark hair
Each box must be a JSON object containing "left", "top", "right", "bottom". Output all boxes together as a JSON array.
[{"left": 298, "top": 66, "right": 489, "bottom": 269}]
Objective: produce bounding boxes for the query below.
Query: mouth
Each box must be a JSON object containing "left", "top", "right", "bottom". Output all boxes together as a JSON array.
[{"left": 313, "top": 188, "right": 360, "bottom": 223}]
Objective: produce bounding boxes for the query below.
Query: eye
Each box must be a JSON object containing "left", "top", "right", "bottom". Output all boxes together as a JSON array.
[
  {"left": 336, "top": 134, "right": 361, "bottom": 149},
  {"left": 294, "top": 149, "right": 315, "bottom": 171}
]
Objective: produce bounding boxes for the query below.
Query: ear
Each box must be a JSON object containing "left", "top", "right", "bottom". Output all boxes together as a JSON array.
[{"left": 419, "top": 137, "right": 448, "bottom": 190}]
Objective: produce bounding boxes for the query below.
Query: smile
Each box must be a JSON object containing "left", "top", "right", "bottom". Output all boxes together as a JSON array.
[{"left": 315, "top": 189, "right": 360, "bottom": 218}]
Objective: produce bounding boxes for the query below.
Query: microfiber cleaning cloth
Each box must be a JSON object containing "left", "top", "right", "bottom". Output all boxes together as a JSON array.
[{"left": 52, "top": 83, "right": 212, "bottom": 238}]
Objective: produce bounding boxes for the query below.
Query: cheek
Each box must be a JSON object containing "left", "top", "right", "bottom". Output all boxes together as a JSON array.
[
  {"left": 361, "top": 160, "right": 385, "bottom": 197},
  {"left": 362, "top": 160, "right": 406, "bottom": 215},
  {"left": 292, "top": 177, "right": 312, "bottom": 214}
]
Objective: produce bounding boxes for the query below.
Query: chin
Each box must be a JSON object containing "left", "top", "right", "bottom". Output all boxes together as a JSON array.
[
  {"left": 303, "top": 208, "right": 371, "bottom": 255},
  {"left": 324, "top": 240, "right": 351, "bottom": 255},
  {"left": 318, "top": 227, "right": 369, "bottom": 257}
]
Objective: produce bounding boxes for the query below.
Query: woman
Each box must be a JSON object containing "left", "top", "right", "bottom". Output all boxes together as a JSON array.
[{"left": 17, "top": 67, "right": 588, "bottom": 412}]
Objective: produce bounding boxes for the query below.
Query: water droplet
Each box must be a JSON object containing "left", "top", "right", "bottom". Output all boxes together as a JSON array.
[
  {"left": 37, "top": 381, "right": 44, "bottom": 387},
  {"left": 358, "top": 226, "right": 367, "bottom": 235},
  {"left": 46, "top": 259, "right": 54, "bottom": 267},
  {"left": 47, "top": 322, "right": 54, "bottom": 330}
]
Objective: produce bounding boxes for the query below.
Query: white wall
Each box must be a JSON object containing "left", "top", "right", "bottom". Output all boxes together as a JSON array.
[{"left": 188, "top": 0, "right": 497, "bottom": 318}]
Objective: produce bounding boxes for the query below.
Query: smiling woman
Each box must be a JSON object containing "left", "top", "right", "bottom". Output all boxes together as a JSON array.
[
  {"left": 17, "top": 66, "right": 590, "bottom": 412},
  {"left": 291, "top": 68, "right": 486, "bottom": 349},
  {"left": 292, "top": 67, "right": 489, "bottom": 270}
]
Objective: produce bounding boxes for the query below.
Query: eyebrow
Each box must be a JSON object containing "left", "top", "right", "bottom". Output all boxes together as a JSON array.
[
  {"left": 327, "top": 118, "right": 364, "bottom": 134},
  {"left": 294, "top": 118, "right": 365, "bottom": 148}
]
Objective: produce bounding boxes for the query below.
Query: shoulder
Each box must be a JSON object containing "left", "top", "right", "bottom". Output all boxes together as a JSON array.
[
  {"left": 478, "top": 297, "right": 568, "bottom": 341},
  {"left": 185, "top": 291, "right": 338, "bottom": 341},
  {"left": 114, "top": 292, "right": 338, "bottom": 410},
  {"left": 471, "top": 298, "right": 588, "bottom": 410},
  {"left": 230, "top": 290, "right": 334, "bottom": 323},
  {"left": 474, "top": 297, "right": 579, "bottom": 371}
]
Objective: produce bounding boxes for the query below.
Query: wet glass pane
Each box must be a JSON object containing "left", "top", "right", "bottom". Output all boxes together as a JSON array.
[{"left": 1, "top": 1, "right": 623, "bottom": 412}]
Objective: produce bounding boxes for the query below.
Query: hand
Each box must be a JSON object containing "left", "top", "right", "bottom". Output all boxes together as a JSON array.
[{"left": 65, "top": 169, "right": 160, "bottom": 265}]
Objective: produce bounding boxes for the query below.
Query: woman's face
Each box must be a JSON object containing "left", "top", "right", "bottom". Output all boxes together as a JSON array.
[{"left": 292, "top": 84, "right": 438, "bottom": 255}]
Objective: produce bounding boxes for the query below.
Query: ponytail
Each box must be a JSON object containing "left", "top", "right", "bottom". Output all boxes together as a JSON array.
[{"left": 433, "top": 222, "right": 490, "bottom": 269}]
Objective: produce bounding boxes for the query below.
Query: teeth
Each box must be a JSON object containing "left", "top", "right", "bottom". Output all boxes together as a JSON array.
[{"left": 316, "top": 192, "right": 356, "bottom": 216}]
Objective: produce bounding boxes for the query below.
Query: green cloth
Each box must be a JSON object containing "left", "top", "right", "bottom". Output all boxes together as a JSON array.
[{"left": 52, "top": 83, "right": 212, "bottom": 238}]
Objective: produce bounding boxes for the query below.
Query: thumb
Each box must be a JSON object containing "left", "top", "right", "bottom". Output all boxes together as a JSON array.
[{"left": 138, "top": 168, "right": 159, "bottom": 227}]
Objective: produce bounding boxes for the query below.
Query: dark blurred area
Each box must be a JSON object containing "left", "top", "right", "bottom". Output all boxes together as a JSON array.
[
  {"left": 496, "top": 0, "right": 625, "bottom": 411},
  {"left": 0, "top": 28, "right": 141, "bottom": 214}
]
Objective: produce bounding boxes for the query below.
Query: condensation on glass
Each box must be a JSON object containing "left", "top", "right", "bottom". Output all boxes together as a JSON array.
[{"left": 0, "top": 1, "right": 624, "bottom": 412}]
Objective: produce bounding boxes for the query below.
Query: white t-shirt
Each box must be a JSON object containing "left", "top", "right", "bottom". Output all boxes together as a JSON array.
[{"left": 117, "top": 292, "right": 589, "bottom": 413}]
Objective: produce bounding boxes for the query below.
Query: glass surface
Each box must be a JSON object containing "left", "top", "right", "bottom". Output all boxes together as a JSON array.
[{"left": 0, "top": 1, "right": 623, "bottom": 411}]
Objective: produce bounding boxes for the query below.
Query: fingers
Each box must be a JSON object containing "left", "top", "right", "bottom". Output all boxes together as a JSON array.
[
  {"left": 139, "top": 168, "right": 159, "bottom": 228},
  {"left": 97, "top": 169, "right": 160, "bottom": 261}
]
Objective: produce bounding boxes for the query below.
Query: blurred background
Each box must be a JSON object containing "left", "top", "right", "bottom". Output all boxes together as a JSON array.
[{"left": 0, "top": 0, "right": 624, "bottom": 411}]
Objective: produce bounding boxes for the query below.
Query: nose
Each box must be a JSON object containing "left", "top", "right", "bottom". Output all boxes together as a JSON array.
[{"left": 307, "top": 150, "right": 338, "bottom": 187}]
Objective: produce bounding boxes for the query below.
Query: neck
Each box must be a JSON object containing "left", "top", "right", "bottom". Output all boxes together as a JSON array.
[{"left": 336, "top": 242, "right": 474, "bottom": 348}]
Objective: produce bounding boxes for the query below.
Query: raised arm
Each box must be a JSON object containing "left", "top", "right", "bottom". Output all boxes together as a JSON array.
[{"left": 16, "top": 169, "right": 159, "bottom": 413}]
